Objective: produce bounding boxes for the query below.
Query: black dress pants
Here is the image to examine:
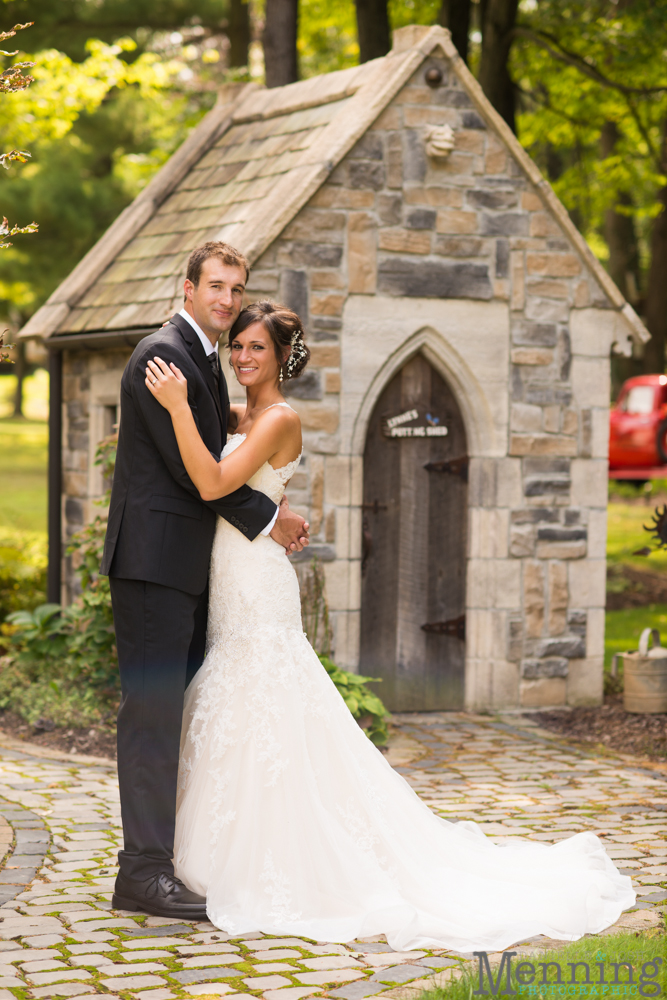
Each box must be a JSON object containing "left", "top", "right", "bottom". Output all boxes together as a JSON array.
[{"left": 110, "top": 577, "right": 208, "bottom": 880}]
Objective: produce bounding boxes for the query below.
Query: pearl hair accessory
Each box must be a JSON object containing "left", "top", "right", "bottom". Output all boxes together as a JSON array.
[{"left": 286, "top": 329, "right": 307, "bottom": 378}]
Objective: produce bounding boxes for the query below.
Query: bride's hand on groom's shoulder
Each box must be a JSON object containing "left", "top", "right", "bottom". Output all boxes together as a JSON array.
[
  {"left": 271, "top": 496, "right": 309, "bottom": 555},
  {"left": 145, "top": 357, "right": 189, "bottom": 414}
]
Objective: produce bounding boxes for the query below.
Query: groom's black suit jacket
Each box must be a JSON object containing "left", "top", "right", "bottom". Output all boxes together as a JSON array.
[{"left": 101, "top": 312, "right": 277, "bottom": 596}]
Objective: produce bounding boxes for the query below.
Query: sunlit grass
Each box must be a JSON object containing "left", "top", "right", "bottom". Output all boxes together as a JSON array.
[
  {"left": 0, "top": 369, "right": 49, "bottom": 420},
  {"left": 607, "top": 501, "right": 667, "bottom": 572},
  {"left": 0, "top": 415, "right": 48, "bottom": 532}
]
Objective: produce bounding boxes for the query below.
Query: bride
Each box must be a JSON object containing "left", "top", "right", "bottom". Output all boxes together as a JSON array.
[{"left": 145, "top": 299, "right": 634, "bottom": 952}]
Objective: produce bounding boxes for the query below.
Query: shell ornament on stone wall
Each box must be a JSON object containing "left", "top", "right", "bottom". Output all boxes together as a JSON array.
[{"left": 424, "top": 124, "right": 456, "bottom": 158}]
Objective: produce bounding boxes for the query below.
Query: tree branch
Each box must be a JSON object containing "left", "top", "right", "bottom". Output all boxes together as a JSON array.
[{"left": 513, "top": 25, "right": 667, "bottom": 95}]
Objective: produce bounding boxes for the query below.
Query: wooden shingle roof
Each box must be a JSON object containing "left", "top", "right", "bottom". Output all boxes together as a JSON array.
[{"left": 21, "top": 25, "right": 648, "bottom": 347}]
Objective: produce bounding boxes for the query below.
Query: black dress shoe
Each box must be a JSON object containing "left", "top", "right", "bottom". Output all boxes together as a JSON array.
[{"left": 112, "top": 871, "right": 207, "bottom": 919}]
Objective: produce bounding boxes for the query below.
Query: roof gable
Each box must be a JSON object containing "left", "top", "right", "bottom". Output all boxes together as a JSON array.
[{"left": 21, "top": 25, "right": 648, "bottom": 347}]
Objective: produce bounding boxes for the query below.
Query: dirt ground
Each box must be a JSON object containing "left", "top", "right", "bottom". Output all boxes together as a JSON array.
[
  {"left": 535, "top": 694, "right": 667, "bottom": 763},
  {"left": 606, "top": 562, "right": 667, "bottom": 609},
  {"left": 0, "top": 710, "right": 117, "bottom": 759}
]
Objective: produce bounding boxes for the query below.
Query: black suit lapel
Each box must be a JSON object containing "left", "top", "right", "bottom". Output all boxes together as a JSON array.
[{"left": 170, "top": 313, "right": 223, "bottom": 424}]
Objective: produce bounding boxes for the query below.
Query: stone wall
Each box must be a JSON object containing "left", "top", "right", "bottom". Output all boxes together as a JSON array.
[
  {"left": 61, "top": 347, "right": 129, "bottom": 601},
  {"left": 241, "top": 51, "right": 617, "bottom": 708}
]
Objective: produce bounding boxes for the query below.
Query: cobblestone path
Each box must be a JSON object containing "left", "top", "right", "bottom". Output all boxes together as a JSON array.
[{"left": 0, "top": 712, "right": 664, "bottom": 1000}]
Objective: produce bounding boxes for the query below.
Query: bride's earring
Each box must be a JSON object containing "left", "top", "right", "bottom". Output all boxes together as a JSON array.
[{"left": 279, "top": 365, "right": 284, "bottom": 383}]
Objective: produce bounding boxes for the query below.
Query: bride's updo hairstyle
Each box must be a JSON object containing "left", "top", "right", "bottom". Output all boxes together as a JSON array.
[{"left": 228, "top": 300, "right": 311, "bottom": 383}]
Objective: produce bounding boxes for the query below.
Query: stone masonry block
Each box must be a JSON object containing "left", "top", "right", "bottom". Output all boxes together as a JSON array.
[
  {"left": 376, "top": 193, "right": 402, "bottom": 226},
  {"left": 568, "top": 558, "right": 606, "bottom": 607},
  {"left": 324, "top": 456, "right": 351, "bottom": 505},
  {"left": 436, "top": 209, "right": 478, "bottom": 234},
  {"left": 570, "top": 459, "right": 607, "bottom": 507},
  {"left": 511, "top": 319, "right": 557, "bottom": 347},
  {"left": 387, "top": 132, "right": 402, "bottom": 188},
  {"left": 467, "top": 189, "right": 518, "bottom": 210},
  {"left": 378, "top": 229, "right": 431, "bottom": 254},
  {"left": 567, "top": 657, "right": 603, "bottom": 706},
  {"left": 521, "top": 657, "right": 569, "bottom": 678},
  {"left": 348, "top": 161, "right": 385, "bottom": 191},
  {"left": 536, "top": 636, "right": 586, "bottom": 659},
  {"left": 324, "top": 559, "right": 353, "bottom": 611},
  {"left": 511, "top": 348, "right": 553, "bottom": 366},
  {"left": 406, "top": 208, "right": 436, "bottom": 230},
  {"left": 510, "top": 434, "right": 578, "bottom": 457},
  {"left": 294, "top": 402, "right": 339, "bottom": 434},
  {"left": 277, "top": 242, "right": 343, "bottom": 268},
  {"left": 481, "top": 213, "right": 529, "bottom": 237},
  {"left": 310, "top": 187, "right": 375, "bottom": 210},
  {"left": 526, "top": 278, "right": 569, "bottom": 299},
  {"left": 491, "top": 659, "right": 521, "bottom": 708},
  {"left": 523, "top": 560, "right": 545, "bottom": 638},
  {"left": 470, "top": 507, "right": 509, "bottom": 559},
  {"left": 571, "top": 356, "right": 611, "bottom": 409},
  {"left": 509, "top": 524, "right": 535, "bottom": 558},
  {"left": 548, "top": 561, "right": 568, "bottom": 636},
  {"left": 280, "top": 269, "right": 309, "bottom": 326},
  {"left": 485, "top": 135, "right": 507, "bottom": 174},
  {"left": 454, "top": 129, "right": 485, "bottom": 154},
  {"left": 526, "top": 253, "right": 581, "bottom": 277},
  {"left": 591, "top": 407, "right": 610, "bottom": 459},
  {"left": 405, "top": 186, "right": 463, "bottom": 208},
  {"left": 587, "top": 508, "right": 607, "bottom": 559},
  {"left": 536, "top": 539, "right": 586, "bottom": 559},
  {"left": 434, "top": 236, "right": 485, "bottom": 257},
  {"left": 525, "top": 297, "right": 569, "bottom": 324},
  {"left": 586, "top": 608, "right": 605, "bottom": 658},
  {"left": 283, "top": 210, "right": 345, "bottom": 243},
  {"left": 467, "top": 558, "right": 521, "bottom": 609},
  {"left": 511, "top": 402, "right": 542, "bottom": 432},
  {"left": 520, "top": 677, "right": 567, "bottom": 707},
  {"left": 377, "top": 258, "right": 492, "bottom": 299},
  {"left": 403, "top": 129, "right": 426, "bottom": 183},
  {"left": 348, "top": 212, "right": 377, "bottom": 294},
  {"left": 496, "top": 238, "right": 509, "bottom": 278},
  {"left": 311, "top": 293, "right": 345, "bottom": 316}
]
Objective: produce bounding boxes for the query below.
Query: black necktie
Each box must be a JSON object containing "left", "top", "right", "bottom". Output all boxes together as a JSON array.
[{"left": 207, "top": 351, "right": 220, "bottom": 386}]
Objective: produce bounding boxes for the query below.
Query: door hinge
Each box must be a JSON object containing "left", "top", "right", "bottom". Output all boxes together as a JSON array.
[
  {"left": 423, "top": 455, "right": 469, "bottom": 481},
  {"left": 421, "top": 614, "right": 466, "bottom": 640}
]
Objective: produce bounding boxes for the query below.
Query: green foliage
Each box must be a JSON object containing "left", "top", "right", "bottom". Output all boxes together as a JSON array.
[
  {"left": 0, "top": 35, "right": 206, "bottom": 318},
  {"left": 318, "top": 654, "right": 389, "bottom": 747},
  {"left": 0, "top": 525, "right": 46, "bottom": 629},
  {"left": 0, "top": 437, "right": 119, "bottom": 728},
  {"left": 513, "top": 0, "right": 667, "bottom": 275},
  {"left": 416, "top": 930, "right": 666, "bottom": 1000}
]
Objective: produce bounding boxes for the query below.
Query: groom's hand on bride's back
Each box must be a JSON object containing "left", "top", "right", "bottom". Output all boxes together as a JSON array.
[{"left": 271, "top": 496, "right": 309, "bottom": 554}]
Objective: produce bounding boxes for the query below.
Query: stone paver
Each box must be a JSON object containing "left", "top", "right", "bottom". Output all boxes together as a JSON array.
[{"left": 0, "top": 712, "right": 665, "bottom": 1000}]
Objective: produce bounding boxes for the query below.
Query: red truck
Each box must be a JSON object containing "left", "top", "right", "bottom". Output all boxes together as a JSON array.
[{"left": 609, "top": 374, "right": 667, "bottom": 477}]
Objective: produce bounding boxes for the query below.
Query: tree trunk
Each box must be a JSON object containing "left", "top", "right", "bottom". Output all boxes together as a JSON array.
[
  {"left": 228, "top": 0, "right": 251, "bottom": 68},
  {"left": 263, "top": 0, "right": 298, "bottom": 87},
  {"left": 600, "top": 122, "right": 641, "bottom": 305},
  {"left": 355, "top": 0, "right": 391, "bottom": 63},
  {"left": 643, "top": 129, "right": 667, "bottom": 374},
  {"left": 13, "top": 339, "right": 26, "bottom": 418},
  {"left": 478, "top": 0, "right": 519, "bottom": 132},
  {"left": 437, "top": 0, "right": 472, "bottom": 64}
]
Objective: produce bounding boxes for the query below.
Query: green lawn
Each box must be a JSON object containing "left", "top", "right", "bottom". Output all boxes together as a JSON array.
[
  {"left": 0, "top": 420, "right": 48, "bottom": 534},
  {"left": 607, "top": 499, "right": 667, "bottom": 572}
]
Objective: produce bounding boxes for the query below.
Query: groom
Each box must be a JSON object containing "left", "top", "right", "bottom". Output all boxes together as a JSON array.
[{"left": 101, "top": 241, "right": 309, "bottom": 918}]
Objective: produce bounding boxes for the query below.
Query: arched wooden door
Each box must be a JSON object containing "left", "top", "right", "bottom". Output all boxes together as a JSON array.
[{"left": 359, "top": 354, "right": 467, "bottom": 711}]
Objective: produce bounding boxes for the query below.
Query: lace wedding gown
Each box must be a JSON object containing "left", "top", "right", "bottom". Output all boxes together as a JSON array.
[{"left": 173, "top": 416, "right": 634, "bottom": 951}]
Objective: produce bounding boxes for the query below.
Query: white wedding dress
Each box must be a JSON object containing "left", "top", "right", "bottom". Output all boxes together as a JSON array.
[{"left": 173, "top": 410, "right": 634, "bottom": 951}]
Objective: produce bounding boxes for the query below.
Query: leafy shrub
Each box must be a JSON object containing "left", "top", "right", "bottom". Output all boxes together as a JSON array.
[
  {"left": 0, "top": 435, "right": 119, "bottom": 728},
  {"left": 0, "top": 527, "right": 47, "bottom": 633},
  {"left": 318, "top": 655, "right": 389, "bottom": 746}
]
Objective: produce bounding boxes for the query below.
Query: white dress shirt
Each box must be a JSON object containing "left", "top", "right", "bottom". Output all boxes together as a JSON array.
[{"left": 178, "top": 308, "right": 278, "bottom": 536}]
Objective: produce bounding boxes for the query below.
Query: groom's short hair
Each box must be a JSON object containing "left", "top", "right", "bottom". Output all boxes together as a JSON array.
[{"left": 186, "top": 242, "right": 250, "bottom": 286}]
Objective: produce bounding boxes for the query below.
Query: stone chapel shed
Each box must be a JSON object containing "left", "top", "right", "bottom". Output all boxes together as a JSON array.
[{"left": 21, "top": 24, "right": 649, "bottom": 713}]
